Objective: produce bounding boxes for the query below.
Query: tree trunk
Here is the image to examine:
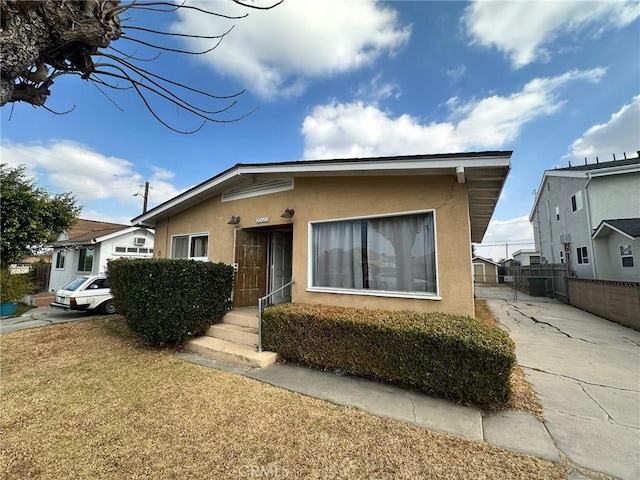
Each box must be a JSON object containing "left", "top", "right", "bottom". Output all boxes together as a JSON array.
[{"left": 0, "top": 0, "right": 122, "bottom": 107}]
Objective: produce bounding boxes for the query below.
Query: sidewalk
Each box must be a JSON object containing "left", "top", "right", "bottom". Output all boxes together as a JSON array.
[{"left": 175, "top": 352, "right": 560, "bottom": 461}]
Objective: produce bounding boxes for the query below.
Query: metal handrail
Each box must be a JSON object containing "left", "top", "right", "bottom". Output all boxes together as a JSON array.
[{"left": 257, "top": 279, "right": 294, "bottom": 352}]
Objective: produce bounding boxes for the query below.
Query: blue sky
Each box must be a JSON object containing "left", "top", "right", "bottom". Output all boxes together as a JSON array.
[{"left": 2, "top": 0, "right": 639, "bottom": 261}]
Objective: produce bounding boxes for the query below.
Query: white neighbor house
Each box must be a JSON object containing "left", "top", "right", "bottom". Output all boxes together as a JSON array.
[
  {"left": 512, "top": 249, "right": 541, "bottom": 266},
  {"left": 529, "top": 155, "right": 640, "bottom": 280},
  {"left": 48, "top": 219, "right": 155, "bottom": 292}
]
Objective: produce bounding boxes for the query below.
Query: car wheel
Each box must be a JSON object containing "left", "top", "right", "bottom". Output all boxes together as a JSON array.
[{"left": 101, "top": 300, "right": 116, "bottom": 315}]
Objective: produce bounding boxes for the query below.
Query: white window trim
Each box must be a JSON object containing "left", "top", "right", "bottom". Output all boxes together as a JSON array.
[
  {"left": 577, "top": 246, "right": 589, "bottom": 265},
  {"left": 170, "top": 232, "right": 209, "bottom": 261},
  {"left": 571, "top": 190, "right": 583, "bottom": 213},
  {"left": 54, "top": 250, "right": 66, "bottom": 270},
  {"left": 306, "top": 209, "right": 440, "bottom": 300}
]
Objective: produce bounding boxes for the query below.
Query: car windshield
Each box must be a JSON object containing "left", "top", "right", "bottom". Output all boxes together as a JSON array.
[{"left": 61, "top": 276, "right": 89, "bottom": 291}]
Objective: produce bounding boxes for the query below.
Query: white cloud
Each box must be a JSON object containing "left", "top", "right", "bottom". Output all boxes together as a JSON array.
[
  {"left": 444, "top": 64, "right": 467, "bottom": 81},
  {"left": 474, "top": 216, "right": 536, "bottom": 262},
  {"left": 564, "top": 95, "right": 640, "bottom": 163},
  {"left": 171, "top": 0, "right": 410, "bottom": 99},
  {"left": 354, "top": 73, "right": 401, "bottom": 104},
  {"left": 0, "top": 140, "right": 182, "bottom": 221},
  {"left": 463, "top": 0, "right": 640, "bottom": 68},
  {"left": 302, "top": 68, "right": 605, "bottom": 159}
]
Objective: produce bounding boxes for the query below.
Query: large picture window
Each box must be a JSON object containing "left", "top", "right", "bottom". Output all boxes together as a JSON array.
[
  {"left": 311, "top": 212, "right": 437, "bottom": 296},
  {"left": 171, "top": 234, "right": 208, "bottom": 261}
]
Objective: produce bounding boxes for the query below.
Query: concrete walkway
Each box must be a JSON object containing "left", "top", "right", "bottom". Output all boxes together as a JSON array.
[{"left": 484, "top": 292, "right": 640, "bottom": 480}]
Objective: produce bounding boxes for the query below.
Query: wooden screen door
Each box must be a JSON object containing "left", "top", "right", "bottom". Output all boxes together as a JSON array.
[{"left": 233, "top": 229, "right": 268, "bottom": 307}]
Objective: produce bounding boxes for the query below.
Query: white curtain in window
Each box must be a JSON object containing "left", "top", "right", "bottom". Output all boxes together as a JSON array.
[
  {"left": 313, "top": 213, "right": 436, "bottom": 294},
  {"left": 191, "top": 236, "right": 208, "bottom": 258},
  {"left": 172, "top": 236, "right": 189, "bottom": 259},
  {"left": 313, "top": 221, "right": 363, "bottom": 288},
  {"left": 368, "top": 214, "right": 436, "bottom": 293}
]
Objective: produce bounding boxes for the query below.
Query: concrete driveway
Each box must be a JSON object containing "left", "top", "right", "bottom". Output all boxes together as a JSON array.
[
  {"left": 484, "top": 290, "right": 640, "bottom": 480},
  {"left": 0, "top": 307, "right": 105, "bottom": 334}
]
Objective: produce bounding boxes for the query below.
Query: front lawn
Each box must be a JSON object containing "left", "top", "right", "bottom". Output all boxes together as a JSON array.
[{"left": 0, "top": 318, "right": 566, "bottom": 479}]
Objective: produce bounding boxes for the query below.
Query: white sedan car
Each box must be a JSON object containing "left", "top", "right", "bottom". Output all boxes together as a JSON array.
[{"left": 50, "top": 275, "right": 116, "bottom": 314}]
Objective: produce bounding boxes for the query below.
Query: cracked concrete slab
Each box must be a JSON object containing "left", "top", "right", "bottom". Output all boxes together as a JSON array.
[
  {"left": 482, "top": 411, "right": 559, "bottom": 461},
  {"left": 246, "top": 363, "right": 483, "bottom": 442},
  {"left": 545, "top": 410, "right": 640, "bottom": 480},
  {"left": 485, "top": 293, "right": 640, "bottom": 480}
]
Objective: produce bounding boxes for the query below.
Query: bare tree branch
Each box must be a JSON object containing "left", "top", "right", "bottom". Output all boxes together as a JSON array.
[{"left": 0, "top": 0, "right": 280, "bottom": 133}]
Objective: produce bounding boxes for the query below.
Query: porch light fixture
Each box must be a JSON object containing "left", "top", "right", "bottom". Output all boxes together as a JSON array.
[
  {"left": 280, "top": 208, "right": 295, "bottom": 219},
  {"left": 227, "top": 216, "right": 241, "bottom": 225}
]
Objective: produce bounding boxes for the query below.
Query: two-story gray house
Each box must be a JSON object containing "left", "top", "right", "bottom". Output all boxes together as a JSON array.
[{"left": 529, "top": 154, "right": 640, "bottom": 281}]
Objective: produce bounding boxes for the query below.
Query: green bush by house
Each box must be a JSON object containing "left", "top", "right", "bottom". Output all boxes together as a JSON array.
[
  {"left": 108, "top": 259, "right": 234, "bottom": 346},
  {"left": 262, "top": 303, "right": 515, "bottom": 406}
]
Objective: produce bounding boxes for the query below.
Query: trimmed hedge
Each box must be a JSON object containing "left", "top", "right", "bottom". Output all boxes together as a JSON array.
[
  {"left": 262, "top": 303, "right": 516, "bottom": 406},
  {"left": 108, "top": 259, "right": 234, "bottom": 346}
]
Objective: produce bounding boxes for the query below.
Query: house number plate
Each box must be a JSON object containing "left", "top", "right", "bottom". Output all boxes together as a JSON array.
[{"left": 256, "top": 217, "right": 269, "bottom": 224}]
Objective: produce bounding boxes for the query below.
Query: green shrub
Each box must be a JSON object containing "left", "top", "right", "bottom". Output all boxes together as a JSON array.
[
  {"left": 108, "top": 259, "right": 234, "bottom": 346},
  {"left": 262, "top": 303, "right": 515, "bottom": 406},
  {"left": 0, "top": 269, "right": 34, "bottom": 303}
]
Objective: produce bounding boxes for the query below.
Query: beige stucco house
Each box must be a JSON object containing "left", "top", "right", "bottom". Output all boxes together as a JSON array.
[{"left": 132, "top": 152, "right": 511, "bottom": 317}]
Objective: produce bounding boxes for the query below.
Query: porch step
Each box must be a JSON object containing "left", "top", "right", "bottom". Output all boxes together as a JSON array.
[
  {"left": 222, "top": 308, "right": 259, "bottom": 329},
  {"left": 183, "top": 337, "right": 278, "bottom": 368},
  {"left": 206, "top": 323, "right": 259, "bottom": 347}
]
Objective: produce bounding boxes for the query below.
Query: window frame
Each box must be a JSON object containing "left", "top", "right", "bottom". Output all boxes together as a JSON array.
[
  {"left": 576, "top": 246, "right": 589, "bottom": 265},
  {"left": 54, "top": 250, "right": 66, "bottom": 270},
  {"left": 170, "top": 232, "right": 209, "bottom": 261},
  {"left": 620, "top": 245, "right": 634, "bottom": 268},
  {"left": 571, "top": 190, "right": 583, "bottom": 213},
  {"left": 77, "top": 247, "right": 94, "bottom": 272},
  {"left": 307, "top": 210, "right": 440, "bottom": 300}
]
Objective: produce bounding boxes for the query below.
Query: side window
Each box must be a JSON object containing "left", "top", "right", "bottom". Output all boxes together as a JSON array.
[
  {"left": 77, "top": 248, "right": 94, "bottom": 272},
  {"left": 55, "top": 250, "right": 66, "bottom": 269},
  {"left": 571, "top": 191, "right": 583, "bottom": 212},
  {"left": 171, "top": 234, "right": 209, "bottom": 260},
  {"left": 620, "top": 245, "right": 634, "bottom": 268},
  {"left": 88, "top": 278, "right": 108, "bottom": 289},
  {"left": 577, "top": 246, "right": 589, "bottom": 265}
]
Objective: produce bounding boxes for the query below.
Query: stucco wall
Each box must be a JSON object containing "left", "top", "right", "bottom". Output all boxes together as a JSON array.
[
  {"left": 568, "top": 277, "right": 640, "bottom": 330},
  {"left": 594, "top": 231, "right": 640, "bottom": 282},
  {"left": 154, "top": 175, "right": 475, "bottom": 316},
  {"left": 588, "top": 173, "right": 640, "bottom": 226}
]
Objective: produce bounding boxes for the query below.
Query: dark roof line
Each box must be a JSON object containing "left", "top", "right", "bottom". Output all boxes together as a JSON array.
[
  {"left": 554, "top": 155, "right": 640, "bottom": 172},
  {"left": 136, "top": 150, "right": 512, "bottom": 222},
  {"left": 597, "top": 218, "right": 640, "bottom": 238}
]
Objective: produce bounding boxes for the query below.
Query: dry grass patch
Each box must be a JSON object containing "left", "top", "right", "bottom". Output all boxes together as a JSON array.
[
  {"left": 0, "top": 318, "right": 566, "bottom": 479},
  {"left": 475, "top": 299, "right": 544, "bottom": 420}
]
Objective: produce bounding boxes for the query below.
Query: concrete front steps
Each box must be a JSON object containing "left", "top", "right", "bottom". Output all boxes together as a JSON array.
[{"left": 183, "top": 308, "right": 278, "bottom": 368}]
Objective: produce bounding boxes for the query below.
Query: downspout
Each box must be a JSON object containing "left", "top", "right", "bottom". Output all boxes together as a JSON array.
[{"left": 584, "top": 174, "right": 596, "bottom": 278}]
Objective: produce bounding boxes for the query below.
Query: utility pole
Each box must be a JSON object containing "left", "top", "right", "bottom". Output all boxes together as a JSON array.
[
  {"left": 143, "top": 181, "right": 149, "bottom": 213},
  {"left": 133, "top": 181, "right": 150, "bottom": 214}
]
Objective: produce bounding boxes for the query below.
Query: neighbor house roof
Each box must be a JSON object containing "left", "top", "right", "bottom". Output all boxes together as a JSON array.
[
  {"left": 472, "top": 256, "right": 501, "bottom": 266},
  {"left": 592, "top": 218, "right": 640, "bottom": 240},
  {"left": 530, "top": 155, "right": 640, "bottom": 220},
  {"left": 131, "top": 151, "right": 512, "bottom": 243},
  {"left": 49, "top": 219, "right": 131, "bottom": 247}
]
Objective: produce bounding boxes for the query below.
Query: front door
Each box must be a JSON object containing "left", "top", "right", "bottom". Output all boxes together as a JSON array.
[
  {"left": 233, "top": 229, "right": 268, "bottom": 307},
  {"left": 270, "top": 231, "right": 293, "bottom": 304}
]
